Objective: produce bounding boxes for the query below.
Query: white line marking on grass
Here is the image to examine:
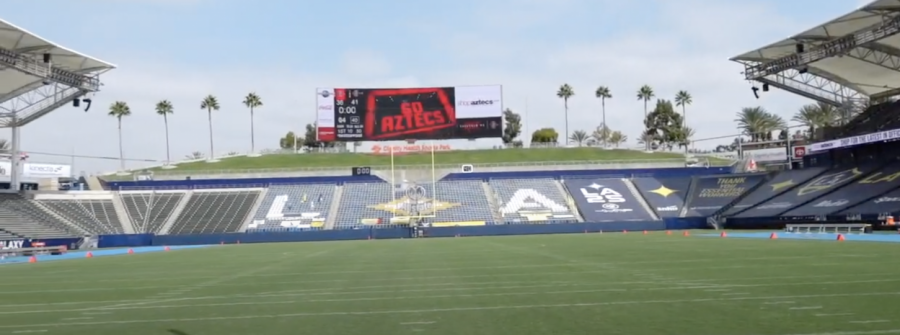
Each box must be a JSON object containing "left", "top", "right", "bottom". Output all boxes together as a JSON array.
[
  {"left": 0, "top": 291, "right": 897, "bottom": 329},
  {"left": 816, "top": 313, "right": 855, "bottom": 317},
  {"left": 790, "top": 306, "right": 823, "bottom": 310},
  {"left": 850, "top": 320, "right": 891, "bottom": 324},
  {"left": 81, "top": 312, "right": 110, "bottom": 315},
  {"left": 59, "top": 317, "right": 92, "bottom": 321},
  {"left": 764, "top": 301, "right": 796, "bottom": 304},
  {"left": 11, "top": 330, "right": 47, "bottom": 334},
  {"left": 400, "top": 321, "right": 435, "bottom": 325},
  {"left": 721, "top": 293, "right": 750, "bottom": 296},
  {"left": 705, "top": 289, "right": 731, "bottom": 292}
]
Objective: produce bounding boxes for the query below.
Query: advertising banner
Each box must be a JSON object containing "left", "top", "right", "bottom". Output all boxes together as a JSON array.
[
  {"left": 0, "top": 162, "right": 71, "bottom": 180},
  {"left": 564, "top": 179, "right": 654, "bottom": 221},
  {"left": 743, "top": 147, "right": 788, "bottom": 163},
  {"left": 687, "top": 174, "right": 765, "bottom": 216},
  {"left": 808, "top": 128, "right": 900, "bottom": 152},
  {"left": 315, "top": 85, "right": 503, "bottom": 141}
]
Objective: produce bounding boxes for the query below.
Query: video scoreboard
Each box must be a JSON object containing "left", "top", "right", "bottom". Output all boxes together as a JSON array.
[{"left": 316, "top": 85, "right": 503, "bottom": 142}]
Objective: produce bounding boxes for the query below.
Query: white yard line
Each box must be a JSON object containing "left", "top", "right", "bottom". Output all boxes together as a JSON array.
[
  {"left": 850, "top": 320, "right": 891, "bottom": 324},
  {"left": 816, "top": 313, "right": 855, "bottom": 316},
  {"left": 0, "top": 291, "right": 896, "bottom": 329},
  {"left": 400, "top": 321, "right": 435, "bottom": 325},
  {"left": 790, "top": 306, "right": 823, "bottom": 310}
]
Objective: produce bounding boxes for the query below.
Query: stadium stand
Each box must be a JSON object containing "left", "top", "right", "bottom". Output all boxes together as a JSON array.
[
  {"left": 119, "top": 191, "right": 185, "bottom": 234},
  {"left": 38, "top": 199, "right": 124, "bottom": 235},
  {"left": 631, "top": 177, "right": 692, "bottom": 218},
  {"left": 167, "top": 189, "right": 261, "bottom": 234},
  {"left": 782, "top": 162, "right": 900, "bottom": 217},
  {"left": 730, "top": 164, "right": 880, "bottom": 218},
  {"left": 838, "top": 185, "right": 900, "bottom": 219},
  {"left": 335, "top": 182, "right": 393, "bottom": 229},
  {"left": 685, "top": 174, "right": 766, "bottom": 216},
  {"left": 563, "top": 178, "right": 657, "bottom": 221},
  {"left": 247, "top": 184, "right": 334, "bottom": 231},
  {"left": 491, "top": 178, "right": 578, "bottom": 223},
  {"left": 429, "top": 180, "right": 495, "bottom": 226},
  {"left": 0, "top": 194, "right": 82, "bottom": 238},
  {"left": 722, "top": 167, "right": 828, "bottom": 216}
]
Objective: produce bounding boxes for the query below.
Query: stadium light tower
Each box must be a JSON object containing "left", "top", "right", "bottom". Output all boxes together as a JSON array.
[{"left": 0, "top": 19, "right": 115, "bottom": 191}]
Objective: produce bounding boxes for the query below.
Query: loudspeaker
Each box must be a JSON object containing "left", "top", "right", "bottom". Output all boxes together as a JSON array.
[
  {"left": 43, "top": 53, "right": 51, "bottom": 63},
  {"left": 762, "top": 83, "right": 769, "bottom": 92},
  {"left": 72, "top": 99, "right": 80, "bottom": 107},
  {"left": 796, "top": 44, "right": 804, "bottom": 53}
]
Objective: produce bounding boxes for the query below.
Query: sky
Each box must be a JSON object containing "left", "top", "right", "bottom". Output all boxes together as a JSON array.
[{"left": 0, "top": 0, "right": 873, "bottom": 175}]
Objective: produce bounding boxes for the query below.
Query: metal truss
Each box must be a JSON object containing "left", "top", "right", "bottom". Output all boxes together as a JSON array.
[
  {"left": 0, "top": 47, "right": 99, "bottom": 91},
  {"left": 746, "top": 13, "right": 900, "bottom": 80},
  {"left": 0, "top": 83, "right": 87, "bottom": 127},
  {"left": 747, "top": 64, "right": 868, "bottom": 108}
]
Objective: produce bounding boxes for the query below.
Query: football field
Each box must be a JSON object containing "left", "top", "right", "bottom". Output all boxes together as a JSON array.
[{"left": 1, "top": 233, "right": 899, "bottom": 335}]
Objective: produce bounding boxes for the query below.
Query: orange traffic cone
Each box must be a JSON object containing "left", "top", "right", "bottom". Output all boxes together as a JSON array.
[
  {"left": 164, "top": 246, "right": 171, "bottom": 251},
  {"left": 85, "top": 252, "right": 93, "bottom": 258},
  {"left": 682, "top": 231, "right": 690, "bottom": 237},
  {"left": 127, "top": 248, "right": 134, "bottom": 254},
  {"left": 28, "top": 256, "right": 36, "bottom": 263},
  {"left": 720, "top": 231, "right": 727, "bottom": 238},
  {"left": 643, "top": 230, "right": 648, "bottom": 235},
  {"left": 837, "top": 234, "right": 845, "bottom": 241},
  {"left": 769, "top": 232, "right": 778, "bottom": 239},
  {"left": 666, "top": 230, "right": 672, "bottom": 235},
  {"left": 220, "top": 241, "right": 224, "bottom": 245},
  {"left": 623, "top": 230, "right": 628, "bottom": 234}
]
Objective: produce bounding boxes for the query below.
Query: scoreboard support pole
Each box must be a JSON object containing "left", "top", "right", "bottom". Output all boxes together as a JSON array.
[{"left": 389, "top": 141, "right": 439, "bottom": 223}]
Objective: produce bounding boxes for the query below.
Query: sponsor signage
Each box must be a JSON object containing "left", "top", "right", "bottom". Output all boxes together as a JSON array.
[
  {"left": 875, "top": 196, "right": 900, "bottom": 203},
  {"left": 315, "top": 85, "right": 503, "bottom": 141},
  {"left": 808, "top": 128, "right": 900, "bottom": 153},
  {"left": 743, "top": 147, "right": 788, "bottom": 163},
  {"left": 0, "top": 162, "right": 71, "bottom": 179},
  {"left": 370, "top": 144, "right": 452, "bottom": 155},
  {"left": 738, "top": 167, "right": 871, "bottom": 218},
  {"left": 1, "top": 240, "right": 24, "bottom": 250},
  {"left": 565, "top": 179, "right": 654, "bottom": 221},
  {"left": 812, "top": 199, "right": 849, "bottom": 208},
  {"left": 498, "top": 189, "right": 572, "bottom": 222},
  {"left": 792, "top": 146, "right": 806, "bottom": 160}
]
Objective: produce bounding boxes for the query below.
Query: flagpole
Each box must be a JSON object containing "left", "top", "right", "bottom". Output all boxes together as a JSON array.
[{"left": 390, "top": 144, "right": 396, "bottom": 209}]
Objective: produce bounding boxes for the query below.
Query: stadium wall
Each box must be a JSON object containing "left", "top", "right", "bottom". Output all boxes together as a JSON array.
[
  {"left": 106, "top": 167, "right": 731, "bottom": 190},
  {"left": 95, "top": 218, "right": 705, "bottom": 248}
]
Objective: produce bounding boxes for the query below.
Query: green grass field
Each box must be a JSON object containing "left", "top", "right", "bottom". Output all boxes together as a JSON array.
[
  {"left": 104, "top": 148, "right": 731, "bottom": 179},
  {"left": 4, "top": 233, "right": 895, "bottom": 335}
]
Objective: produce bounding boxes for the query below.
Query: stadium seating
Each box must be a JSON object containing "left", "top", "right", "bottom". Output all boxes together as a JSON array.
[
  {"left": 119, "top": 192, "right": 185, "bottom": 234},
  {"left": 0, "top": 194, "right": 82, "bottom": 238},
  {"left": 489, "top": 178, "right": 577, "bottom": 223},
  {"left": 38, "top": 199, "right": 124, "bottom": 235},
  {"left": 167, "top": 190, "right": 261, "bottom": 235},
  {"left": 334, "top": 182, "right": 394, "bottom": 229},
  {"left": 247, "top": 184, "right": 335, "bottom": 231},
  {"left": 334, "top": 180, "right": 496, "bottom": 228}
]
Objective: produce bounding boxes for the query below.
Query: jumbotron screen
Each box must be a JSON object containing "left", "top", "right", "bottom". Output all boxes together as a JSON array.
[{"left": 315, "top": 85, "right": 503, "bottom": 141}]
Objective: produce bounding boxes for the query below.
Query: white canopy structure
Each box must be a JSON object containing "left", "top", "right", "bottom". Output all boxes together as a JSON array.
[
  {"left": 0, "top": 17, "right": 115, "bottom": 190},
  {"left": 732, "top": 0, "right": 900, "bottom": 107}
]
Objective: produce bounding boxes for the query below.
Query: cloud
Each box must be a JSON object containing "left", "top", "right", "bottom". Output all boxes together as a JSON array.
[{"left": 0, "top": 0, "right": 859, "bottom": 174}]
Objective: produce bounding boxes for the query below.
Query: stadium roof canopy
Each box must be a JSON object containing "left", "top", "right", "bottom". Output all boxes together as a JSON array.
[
  {"left": 731, "top": 0, "right": 900, "bottom": 107},
  {"left": 0, "top": 18, "right": 115, "bottom": 127}
]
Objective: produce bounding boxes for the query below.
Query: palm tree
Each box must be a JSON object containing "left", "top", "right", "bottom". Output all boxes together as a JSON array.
[
  {"left": 609, "top": 131, "right": 627, "bottom": 148},
  {"left": 569, "top": 130, "right": 588, "bottom": 147},
  {"left": 242, "top": 92, "right": 263, "bottom": 154},
  {"left": 674, "top": 90, "right": 692, "bottom": 128},
  {"left": 108, "top": 101, "right": 131, "bottom": 171},
  {"left": 200, "top": 95, "right": 220, "bottom": 160},
  {"left": 556, "top": 84, "right": 575, "bottom": 141},
  {"left": 735, "top": 107, "right": 786, "bottom": 142},
  {"left": 594, "top": 86, "right": 612, "bottom": 146},
  {"left": 636, "top": 85, "right": 655, "bottom": 150},
  {"left": 155, "top": 100, "right": 174, "bottom": 166}
]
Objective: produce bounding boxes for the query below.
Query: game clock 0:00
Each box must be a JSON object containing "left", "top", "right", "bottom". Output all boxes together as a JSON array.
[{"left": 352, "top": 166, "right": 371, "bottom": 176}]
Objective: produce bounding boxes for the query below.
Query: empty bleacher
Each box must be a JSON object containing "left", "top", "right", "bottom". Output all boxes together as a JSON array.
[
  {"left": 167, "top": 189, "right": 261, "bottom": 235},
  {"left": 247, "top": 184, "right": 334, "bottom": 231},
  {"left": 0, "top": 194, "right": 82, "bottom": 238},
  {"left": 120, "top": 192, "right": 185, "bottom": 234},
  {"left": 334, "top": 180, "right": 496, "bottom": 228},
  {"left": 38, "top": 199, "right": 124, "bottom": 235},
  {"left": 489, "top": 178, "right": 577, "bottom": 223}
]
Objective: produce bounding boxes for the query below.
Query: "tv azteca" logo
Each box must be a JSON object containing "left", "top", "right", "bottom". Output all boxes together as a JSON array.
[{"left": 458, "top": 99, "right": 496, "bottom": 106}]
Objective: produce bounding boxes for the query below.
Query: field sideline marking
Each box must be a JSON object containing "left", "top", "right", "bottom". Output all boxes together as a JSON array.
[
  {"left": 850, "top": 320, "right": 891, "bottom": 324},
  {"left": 780, "top": 330, "right": 900, "bottom": 335},
  {"left": 0, "top": 253, "right": 875, "bottom": 287},
  {"left": 400, "top": 321, "right": 435, "bottom": 325},
  {"left": 790, "top": 306, "right": 823, "bottom": 310},
  {"left": 816, "top": 313, "right": 855, "bottom": 316},
  {"left": 0, "top": 271, "right": 893, "bottom": 309},
  {"left": 0, "top": 291, "right": 897, "bottom": 329},
  {"left": 2, "top": 281, "right": 897, "bottom": 316}
]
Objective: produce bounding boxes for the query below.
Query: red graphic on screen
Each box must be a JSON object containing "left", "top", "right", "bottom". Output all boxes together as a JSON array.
[
  {"left": 335, "top": 89, "right": 346, "bottom": 101},
  {"left": 364, "top": 88, "right": 456, "bottom": 140}
]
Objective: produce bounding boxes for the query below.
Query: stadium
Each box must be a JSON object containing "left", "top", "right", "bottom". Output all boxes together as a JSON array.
[{"left": 4, "top": 3, "right": 900, "bottom": 335}]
